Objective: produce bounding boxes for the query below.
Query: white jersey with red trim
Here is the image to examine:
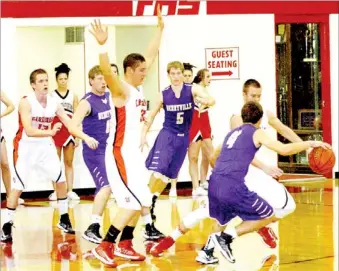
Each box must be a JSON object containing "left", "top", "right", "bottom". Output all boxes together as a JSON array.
[
  {"left": 51, "top": 89, "right": 74, "bottom": 116},
  {"left": 21, "top": 92, "right": 58, "bottom": 142},
  {"left": 113, "top": 81, "right": 147, "bottom": 149}
]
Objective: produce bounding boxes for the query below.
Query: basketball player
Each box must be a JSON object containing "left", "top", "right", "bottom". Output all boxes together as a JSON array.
[
  {"left": 190, "top": 79, "right": 302, "bottom": 262},
  {"left": 1, "top": 68, "right": 98, "bottom": 243},
  {"left": 150, "top": 101, "right": 330, "bottom": 263},
  {"left": 188, "top": 69, "right": 214, "bottom": 196},
  {"left": 0, "top": 91, "right": 24, "bottom": 205},
  {"left": 143, "top": 62, "right": 215, "bottom": 228},
  {"left": 167, "top": 62, "right": 197, "bottom": 197},
  {"left": 49, "top": 63, "right": 80, "bottom": 201},
  {"left": 88, "top": 11, "right": 164, "bottom": 266},
  {"left": 77, "top": 65, "right": 125, "bottom": 244}
]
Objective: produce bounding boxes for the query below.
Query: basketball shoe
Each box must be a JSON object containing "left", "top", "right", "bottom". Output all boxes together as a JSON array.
[
  {"left": 257, "top": 226, "right": 277, "bottom": 248},
  {"left": 83, "top": 223, "right": 102, "bottom": 244},
  {"left": 114, "top": 240, "right": 146, "bottom": 261}
]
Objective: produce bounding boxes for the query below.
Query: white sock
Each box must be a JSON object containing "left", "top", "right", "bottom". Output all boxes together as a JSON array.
[
  {"left": 204, "top": 234, "right": 215, "bottom": 250},
  {"left": 170, "top": 228, "right": 183, "bottom": 241},
  {"left": 58, "top": 198, "right": 68, "bottom": 215},
  {"left": 224, "top": 225, "right": 238, "bottom": 238},
  {"left": 142, "top": 214, "right": 152, "bottom": 225},
  {"left": 4, "top": 208, "right": 16, "bottom": 223},
  {"left": 91, "top": 215, "right": 102, "bottom": 225}
]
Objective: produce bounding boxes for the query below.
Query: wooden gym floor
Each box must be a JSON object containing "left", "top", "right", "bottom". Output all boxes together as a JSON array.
[{"left": 0, "top": 177, "right": 337, "bottom": 271}]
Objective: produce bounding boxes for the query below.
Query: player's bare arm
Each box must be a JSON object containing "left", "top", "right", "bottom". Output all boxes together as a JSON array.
[
  {"left": 254, "top": 129, "right": 330, "bottom": 156},
  {"left": 72, "top": 93, "right": 80, "bottom": 147},
  {"left": 192, "top": 84, "right": 215, "bottom": 107},
  {"left": 140, "top": 94, "right": 163, "bottom": 152},
  {"left": 57, "top": 102, "right": 99, "bottom": 150},
  {"left": 0, "top": 91, "right": 15, "bottom": 118},
  {"left": 230, "top": 113, "right": 283, "bottom": 178},
  {"left": 144, "top": 5, "right": 164, "bottom": 71},
  {"left": 89, "top": 19, "right": 129, "bottom": 108},
  {"left": 209, "top": 144, "right": 222, "bottom": 168},
  {"left": 19, "top": 98, "right": 60, "bottom": 137},
  {"left": 267, "top": 110, "right": 303, "bottom": 143}
]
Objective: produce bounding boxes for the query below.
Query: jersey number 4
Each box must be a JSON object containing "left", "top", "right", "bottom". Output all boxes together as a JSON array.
[
  {"left": 176, "top": 112, "right": 184, "bottom": 125},
  {"left": 226, "top": 130, "right": 242, "bottom": 149}
]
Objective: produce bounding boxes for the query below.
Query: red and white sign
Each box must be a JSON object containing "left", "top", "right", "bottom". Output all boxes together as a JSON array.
[
  {"left": 205, "top": 47, "right": 240, "bottom": 80},
  {"left": 133, "top": 1, "right": 201, "bottom": 16}
]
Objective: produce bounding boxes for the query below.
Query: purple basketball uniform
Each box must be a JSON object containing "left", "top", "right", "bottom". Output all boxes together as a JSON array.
[
  {"left": 208, "top": 124, "right": 274, "bottom": 225},
  {"left": 145, "top": 83, "right": 194, "bottom": 179},
  {"left": 82, "top": 92, "right": 111, "bottom": 193}
]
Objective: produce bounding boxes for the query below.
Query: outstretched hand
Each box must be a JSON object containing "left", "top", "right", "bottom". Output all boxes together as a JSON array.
[
  {"left": 156, "top": 5, "right": 164, "bottom": 30},
  {"left": 89, "top": 19, "right": 108, "bottom": 45}
]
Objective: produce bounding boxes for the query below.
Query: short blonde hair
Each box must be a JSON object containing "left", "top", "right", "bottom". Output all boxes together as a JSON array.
[
  {"left": 167, "top": 61, "right": 184, "bottom": 73},
  {"left": 88, "top": 65, "right": 103, "bottom": 80}
]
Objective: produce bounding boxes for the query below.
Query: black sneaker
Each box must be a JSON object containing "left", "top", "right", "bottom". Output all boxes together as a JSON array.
[
  {"left": 1, "top": 221, "right": 14, "bottom": 243},
  {"left": 211, "top": 232, "right": 235, "bottom": 263},
  {"left": 82, "top": 223, "right": 102, "bottom": 244},
  {"left": 195, "top": 247, "right": 219, "bottom": 264},
  {"left": 143, "top": 223, "right": 165, "bottom": 240},
  {"left": 57, "top": 214, "right": 75, "bottom": 234}
]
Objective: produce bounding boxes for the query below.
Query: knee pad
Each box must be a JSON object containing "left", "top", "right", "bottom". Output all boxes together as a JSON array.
[
  {"left": 183, "top": 207, "right": 210, "bottom": 229},
  {"left": 153, "top": 172, "right": 170, "bottom": 183},
  {"left": 275, "top": 191, "right": 296, "bottom": 219}
]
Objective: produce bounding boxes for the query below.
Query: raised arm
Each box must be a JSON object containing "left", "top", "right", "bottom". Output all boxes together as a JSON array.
[
  {"left": 19, "top": 98, "right": 58, "bottom": 137},
  {"left": 192, "top": 84, "right": 215, "bottom": 107},
  {"left": 0, "top": 91, "right": 15, "bottom": 118},
  {"left": 89, "top": 19, "right": 129, "bottom": 108},
  {"left": 144, "top": 5, "right": 164, "bottom": 71},
  {"left": 140, "top": 93, "right": 163, "bottom": 151},
  {"left": 56, "top": 101, "right": 98, "bottom": 149}
]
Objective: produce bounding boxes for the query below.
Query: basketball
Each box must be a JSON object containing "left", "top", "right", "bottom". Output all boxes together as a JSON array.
[{"left": 308, "top": 147, "right": 336, "bottom": 175}]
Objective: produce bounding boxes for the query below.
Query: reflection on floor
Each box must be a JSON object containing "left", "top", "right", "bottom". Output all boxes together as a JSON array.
[{"left": 1, "top": 179, "right": 337, "bottom": 271}]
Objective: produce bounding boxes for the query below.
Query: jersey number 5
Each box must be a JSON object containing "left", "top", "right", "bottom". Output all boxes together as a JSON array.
[
  {"left": 226, "top": 130, "right": 242, "bottom": 149},
  {"left": 176, "top": 112, "right": 184, "bottom": 125}
]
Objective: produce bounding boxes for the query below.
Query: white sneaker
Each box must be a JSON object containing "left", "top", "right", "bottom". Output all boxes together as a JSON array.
[
  {"left": 200, "top": 182, "right": 209, "bottom": 190},
  {"left": 67, "top": 191, "right": 80, "bottom": 200},
  {"left": 49, "top": 192, "right": 57, "bottom": 201},
  {"left": 169, "top": 189, "right": 177, "bottom": 197},
  {"left": 18, "top": 198, "right": 25, "bottom": 205},
  {"left": 192, "top": 187, "right": 208, "bottom": 197}
]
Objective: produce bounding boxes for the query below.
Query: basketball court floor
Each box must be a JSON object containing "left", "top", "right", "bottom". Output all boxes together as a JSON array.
[{"left": 1, "top": 178, "right": 337, "bottom": 271}]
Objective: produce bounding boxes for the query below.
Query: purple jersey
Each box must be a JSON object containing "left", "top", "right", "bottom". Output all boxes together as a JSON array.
[
  {"left": 82, "top": 92, "right": 111, "bottom": 153},
  {"left": 162, "top": 83, "right": 194, "bottom": 134},
  {"left": 212, "top": 124, "right": 260, "bottom": 181}
]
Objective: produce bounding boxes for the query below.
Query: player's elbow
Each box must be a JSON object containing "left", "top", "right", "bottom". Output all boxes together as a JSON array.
[
  {"left": 8, "top": 104, "right": 15, "bottom": 113},
  {"left": 25, "top": 128, "right": 36, "bottom": 137}
]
